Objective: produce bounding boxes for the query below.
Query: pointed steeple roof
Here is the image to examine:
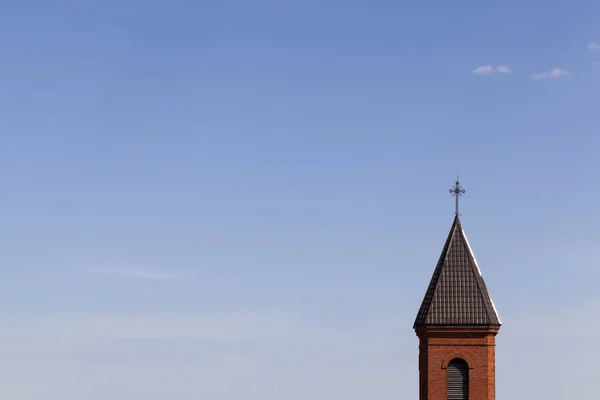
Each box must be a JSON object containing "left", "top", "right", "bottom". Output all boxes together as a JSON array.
[{"left": 414, "top": 216, "right": 501, "bottom": 328}]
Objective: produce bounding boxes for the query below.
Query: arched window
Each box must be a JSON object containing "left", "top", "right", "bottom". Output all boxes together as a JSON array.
[{"left": 447, "top": 358, "right": 469, "bottom": 400}]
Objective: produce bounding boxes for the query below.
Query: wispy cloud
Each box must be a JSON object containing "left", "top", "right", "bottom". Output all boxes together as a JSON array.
[
  {"left": 531, "top": 67, "right": 568, "bottom": 80},
  {"left": 0, "top": 311, "right": 416, "bottom": 399},
  {"left": 589, "top": 42, "right": 600, "bottom": 51},
  {"left": 1, "top": 303, "right": 600, "bottom": 400},
  {"left": 473, "top": 65, "right": 512, "bottom": 74},
  {"left": 83, "top": 267, "right": 196, "bottom": 280},
  {"left": 509, "top": 296, "right": 600, "bottom": 338},
  {"left": 0, "top": 312, "right": 290, "bottom": 341}
]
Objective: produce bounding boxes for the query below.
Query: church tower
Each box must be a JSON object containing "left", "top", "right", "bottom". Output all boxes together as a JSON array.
[{"left": 414, "top": 180, "right": 501, "bottom": 400}]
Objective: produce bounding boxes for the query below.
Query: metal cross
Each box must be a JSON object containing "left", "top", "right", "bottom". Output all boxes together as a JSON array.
[{"left": 449, "top": 176, "right": 466, "bottom": 216}]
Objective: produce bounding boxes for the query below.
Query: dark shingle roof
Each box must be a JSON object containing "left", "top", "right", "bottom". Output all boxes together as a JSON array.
[{"left": 413, "top": 216, "right": 501, "bottom": 328}]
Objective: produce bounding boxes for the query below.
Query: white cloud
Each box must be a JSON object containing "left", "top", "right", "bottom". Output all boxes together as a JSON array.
[
  {"left": 473, "top": 65, "right": 512, "bottom": 74},
  {"left": 473, "top": 65, "right": 494, "bottom": 74},
  {"left": 83, "top": 266, "right": 196, "bottom": 280},
  {"left": 495, "top": 65, "right": 512, "bottom": 73},
  {"left": 531, "top": 67, "right": 568, "bottom": 80},
  {"left": 589, "top": 42, "right": 600, "bottom": 50}
]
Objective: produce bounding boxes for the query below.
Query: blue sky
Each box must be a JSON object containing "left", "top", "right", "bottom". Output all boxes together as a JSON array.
[{"left": 0, "top": 0, "right": 599, "bottom": 398}]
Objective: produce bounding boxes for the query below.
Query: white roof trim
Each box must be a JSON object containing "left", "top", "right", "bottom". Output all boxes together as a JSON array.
[{"left": 460, "top": 225, "right": 502, "bottom": 325}]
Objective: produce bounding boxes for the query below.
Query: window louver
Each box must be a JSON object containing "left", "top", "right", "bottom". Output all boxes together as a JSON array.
[{"left": 447, "top": 359, "right": 469, "bottom": 400}]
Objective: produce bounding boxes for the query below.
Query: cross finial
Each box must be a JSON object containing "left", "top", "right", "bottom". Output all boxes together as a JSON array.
[{"left": 449, "top": 176, "right": 465, "bottom": 216}]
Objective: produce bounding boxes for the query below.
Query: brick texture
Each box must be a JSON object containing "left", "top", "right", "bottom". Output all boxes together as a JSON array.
[{"left": 416, "top": 326, "right": 499, "bottom": 400}]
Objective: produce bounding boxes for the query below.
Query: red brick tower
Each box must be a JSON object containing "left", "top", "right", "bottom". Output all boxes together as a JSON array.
[{"left": 414, "top": 208, "right": 501, "bottom": 400}]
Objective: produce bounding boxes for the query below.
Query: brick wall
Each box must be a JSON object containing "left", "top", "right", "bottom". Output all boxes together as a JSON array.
[{"left": 416, "top": 326, "right": 499, "bottom": 400}]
